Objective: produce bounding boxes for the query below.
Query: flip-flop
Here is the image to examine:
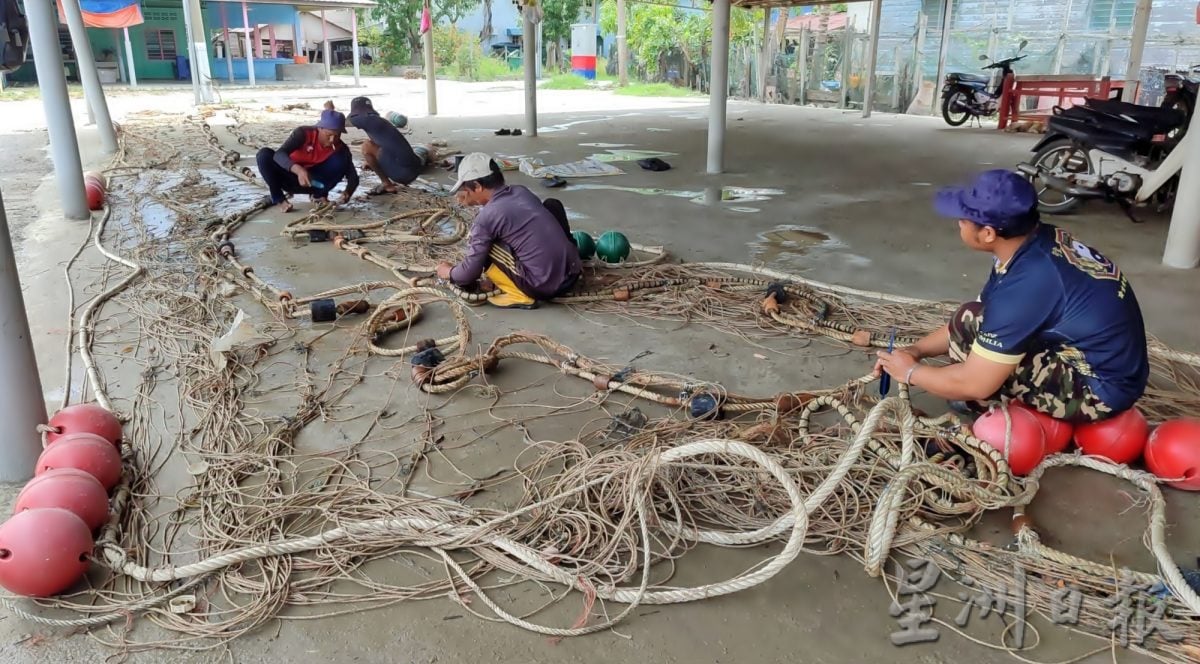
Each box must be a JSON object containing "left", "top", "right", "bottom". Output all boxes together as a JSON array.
[
  {"left": 541, "top": 176, "right": 567, "bottom": 188},
  {"left": 494, "top": 128, "right": 512, "bottom": 136},
  {"left": 366, "top": 184, "right": 398, "bottom": 196}
]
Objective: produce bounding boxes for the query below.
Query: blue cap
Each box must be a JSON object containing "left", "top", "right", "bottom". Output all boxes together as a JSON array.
[
  {"left": 934, "top": 169, "right": 1039, "bottom": 231},
  {"left": 316, "top": 109, "right": 347, "bottom": 134}
]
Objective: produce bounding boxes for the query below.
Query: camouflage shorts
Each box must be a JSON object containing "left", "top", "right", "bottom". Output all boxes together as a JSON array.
[{"left": 948, "top": 302, "right": 1114, "bottom": 423}]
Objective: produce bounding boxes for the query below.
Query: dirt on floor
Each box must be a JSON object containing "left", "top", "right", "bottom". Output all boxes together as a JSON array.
[{"left": 0, "top": 82, "right": 1195, "bottom": 664}]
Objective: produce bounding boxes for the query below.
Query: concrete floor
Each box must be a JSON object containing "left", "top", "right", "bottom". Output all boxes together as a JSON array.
[{"left": 0, "top": 81, "right": 1195, "bottom": 663}]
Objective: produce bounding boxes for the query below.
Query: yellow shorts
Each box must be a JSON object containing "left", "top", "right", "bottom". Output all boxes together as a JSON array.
[{"left": 484, "top": 264, "right": 535, "bottom": 307}]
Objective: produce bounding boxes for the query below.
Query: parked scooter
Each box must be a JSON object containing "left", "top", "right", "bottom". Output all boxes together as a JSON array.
[
  {"left": 941, "top": 41, "right": 1028, "bottom": 127},
  {"left": 1015, "top": 95, "right": 1191, "bottom": 218}
]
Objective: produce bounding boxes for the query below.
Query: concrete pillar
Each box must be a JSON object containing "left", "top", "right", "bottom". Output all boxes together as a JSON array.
[
  {"left": 424, "top": 1, "right": 437, "bottom": 115},
  {"left": 294, "top": 12, "right": 305, "bottom": 61},
  {"left": 242, "top": 1, "right": 256, "bottom": 86},
  {"left": 707, "top": 0, "right": 730, "bottom": 174},
  {"left": 758, "top": 9, "right": 771, "bottom": 102},
  {"left": 25, "top": 0, "right": 90, "bottom": 220},
  {"left": 796, "top": 27, "right": 809, "bottom": 105},
  {"left": 522, "top": 4, "right": 537, "bottom": 135},
  {"left": 269, "top": 25, "right": 277, "bottom": 58},
  {"left": 0, "top": 190, "right": 49, "bottom": 482},
  {"left": 321, "top": 11, "right": 331, "bottom": 78},
  {"left": 122, "top": 27, "right": 138, "bottom": 87},
  {"left": 183, "top": 0, "right": 216, "bottom": 103},
  {"left": 616, "top": 0, "right": 628, "bottom": 86},
  {"left": 113, "top": 29, "right": 127, "bottom": 83},
  {"left": 535, "top": 16, "right": 542, "bottom": 80},
  {"left": 862, "top": 0, "right": 883, "bottom": 118},
  {"left": 223, "top": 24, "right": 234, "bottom": 82},
  {"left": 1163, "top": 110, "right": 1200, "bottom": 268},
  {"left": 351, "top": 9, "right": 361, "bottom": 85},
  {"left": 179, "top": 0, "right": 201, "bottom": 100},
  {"left": 1122, "top": 0, "right": 1152, "bottom": 103},
  {"left": 933, "top": 0, "right": 954, "bottom": 116},
  {"left": 61, "top": 0, "right": 117, "bottom": 153}
]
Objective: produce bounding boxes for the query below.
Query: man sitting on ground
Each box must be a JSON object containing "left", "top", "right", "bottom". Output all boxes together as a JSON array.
[
  {"left": 255, "top": 109, "right": 358, "bottom": 212},
  {"left": 874, "top": 170, "right": 1148, "bottom": 423},
  {"left": 436, "top": 153, "right": 582, "bottom": 308},
  {"left": 347, "top": 96, "right": 424, "bottom": 194}
]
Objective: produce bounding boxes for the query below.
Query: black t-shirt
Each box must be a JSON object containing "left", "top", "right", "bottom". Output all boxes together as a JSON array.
[{"left": 349, "top": 113, "right": 422, "bottom": 170}]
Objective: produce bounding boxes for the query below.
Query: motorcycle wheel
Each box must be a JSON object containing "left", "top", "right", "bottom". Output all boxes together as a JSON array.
[
  {"left": 1028, "top": 138, "right": 1092, "bottom": 214},
  {"left": 942, "top": 92, "right": 971, "bottom": 126}
]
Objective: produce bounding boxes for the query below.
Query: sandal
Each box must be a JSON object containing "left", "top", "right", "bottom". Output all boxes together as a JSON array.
[{"left": 366, "top": 184, "right": 398, "bottom": 196}]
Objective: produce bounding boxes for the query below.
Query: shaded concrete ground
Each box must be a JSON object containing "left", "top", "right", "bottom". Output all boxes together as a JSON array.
[{"left": 0, "top": 81, "right": 1195, "bottom": 663}]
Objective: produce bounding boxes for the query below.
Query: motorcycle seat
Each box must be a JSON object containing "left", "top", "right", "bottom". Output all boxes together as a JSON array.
[
  {"left": 1052, "top": 104, "right": 1158, "bottom": 143},
  {"left": 1082, "top": 97, "right": 1185, "bottom": 132},
  {"left": 948, "top": 72, "right": 989, "bottom": 84},
  {"left": 1047, "top": 114, "right": 1143, "bottom": 159}
]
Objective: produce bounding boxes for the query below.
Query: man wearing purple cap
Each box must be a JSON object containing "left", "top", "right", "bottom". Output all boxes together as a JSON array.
[
  {"left": 255, "top": 109, "right": 359, "bottom": 212},
  {"left": 875, "top": 170, "right": 1148, "bottom": 423}
]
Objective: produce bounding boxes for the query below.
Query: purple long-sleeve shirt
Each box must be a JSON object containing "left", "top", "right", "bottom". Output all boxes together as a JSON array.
[{"left": 450, "top": 185, "right": 582, "bottom": 299}]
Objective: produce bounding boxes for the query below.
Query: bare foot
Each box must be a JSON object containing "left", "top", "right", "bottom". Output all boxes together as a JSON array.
[{"left": 278, "top": 199, "right": 294, "bottom": 213}]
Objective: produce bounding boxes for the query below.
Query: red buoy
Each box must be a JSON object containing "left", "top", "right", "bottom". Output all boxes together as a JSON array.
[
  {"left": 86, "top": 180, "right": 106, "bottom": 211},
  {"left": 1074, "top": 408, "right": 1149, "bottom": 466},
  {"left": 1010, "top": 402, "right": 1075, "bottom": 455},
  {"left": 0, "top": 508, "right": 93, "bottom": 597},
  {"left": 1144, "top": 418, "right": 1200, "bottom": 491},
  {"left": 972, "top": 406, "right": 1046, "bottom": 476},
  {"left": 36, "top": 433, "right": 122, "bottom": 490},
  {"left": 15, "top": 468, "right": 110, "bottom": 532},
  {"left": 46, "top": 403, "right": 122, "bottom": 447}
]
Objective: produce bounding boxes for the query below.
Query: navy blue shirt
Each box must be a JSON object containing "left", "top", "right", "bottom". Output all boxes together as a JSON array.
[{"left": 974, "top": 224, "right": 1148, "bottom": 411}]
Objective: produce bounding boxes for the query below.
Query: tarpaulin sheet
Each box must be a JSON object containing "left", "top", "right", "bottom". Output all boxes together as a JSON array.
[{"left": 57, "top": 0, "right": 144, "bottom": 29}]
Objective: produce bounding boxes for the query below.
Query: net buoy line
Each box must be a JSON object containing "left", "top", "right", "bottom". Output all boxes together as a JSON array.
[{"left": 11, "top": 111, "right": 1200, "bottom": 653}]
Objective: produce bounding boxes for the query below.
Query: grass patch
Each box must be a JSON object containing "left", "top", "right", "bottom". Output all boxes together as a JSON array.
[
  {"left": 594, "top": 57, "right": 615, "bottom": 82},
  {"left": 331, "top": 62, "right": 392, "bottom": 77},
  {"left": 614, "top": 83, "right": 698, "bottom": 98},
  {"left": 540, "top": 73, "right": 592, "bottom": 90}
]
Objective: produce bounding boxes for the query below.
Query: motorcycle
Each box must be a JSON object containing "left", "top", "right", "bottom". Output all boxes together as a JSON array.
[
  {"left": 1015, "top": 93, "right": 1192, "bottom": 219},
  {"left": 941, "top": 41, "right": 1028, "bottom": 127}
]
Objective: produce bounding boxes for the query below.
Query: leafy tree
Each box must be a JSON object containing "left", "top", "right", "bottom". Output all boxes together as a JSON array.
[
  {"left": 600, "top": 0, "right": 760, "bottom": 83},
  {"left": 370, "top": 0, "right": 482, "bottom": 66},
  {"left": 542, "top": 0, "right": 584, "bottom": 52}
]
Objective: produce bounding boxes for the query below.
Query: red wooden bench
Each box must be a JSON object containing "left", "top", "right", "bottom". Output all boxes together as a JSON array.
[{"left": 996, "top": 74, "right": 1133, "bottom": 129}]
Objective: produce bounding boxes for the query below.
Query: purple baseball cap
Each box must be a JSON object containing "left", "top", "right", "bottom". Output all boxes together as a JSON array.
[
  {"left": 934, "top": 170, "right": 1039, "bottom": 231},
  {"left": 316, "top": 109, "right": 347, "bottom": 134}
]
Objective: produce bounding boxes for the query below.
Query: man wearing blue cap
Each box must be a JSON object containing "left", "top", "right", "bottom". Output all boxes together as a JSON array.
[
  {"left": 874, "top": 170, "right": 1148, "bottom": 423},
  {"left": 255, "top": 109, "right": 359, "bottom": 212}
]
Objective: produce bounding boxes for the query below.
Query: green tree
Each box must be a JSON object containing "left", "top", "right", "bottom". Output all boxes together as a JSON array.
[
  {"left": 600, "top": 0, "right": 760, "bottom": 83},
  {"left": 542, "top": 0, "right": 584, "bottom": 53},
  {"left": 370, "top": 0, "right": 482, "bottom": 66}
]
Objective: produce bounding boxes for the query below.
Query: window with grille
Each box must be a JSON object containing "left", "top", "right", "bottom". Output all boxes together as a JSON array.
[{"left": 145, "top": 29, "right": 177, "bottom": 61}]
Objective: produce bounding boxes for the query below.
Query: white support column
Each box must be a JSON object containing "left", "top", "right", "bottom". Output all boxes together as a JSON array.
[
  {"left": 321, "top": 11, "right": 331, "bottom": 79},
  {"left": 839, "top": 16, "right": 853, "bottom": 108},
  {"left": 862, "top": 0, "right": 883, "bottom": 118},
  {"left": 224, "top": 27, "right": 235, "bottom": 82},
  {"left": 183, "top": 0, "right": 216, "bottom": 103},
  {"left": 351, "top": 9, "right": 361, "bottom": 86},
  {"left": 912, "top": 12, "right": 926, "bottom": 100},
  {"left": 522, "top": 4, "right": 537, "bottom": 135},
  {"left": 535, "top": 18, "right": 543, "bottom": 79},
  {"left": 179, "top": 0, "right": 201, "bottom": 101},
  {"left": 1164, "top": 115, "right": 1200, "bottom": 268},
  {"left": 1122, "top": 0, "right": 1152, "bottom": 103},
  {"left": 294, "top": 12, "right": 305, "bottom": 61},
  {"left": 932, "top": 0, "right": 954, "bottom": 115},
  {"left": 758, "top": 9, "right": 771, "bottom": 102},
  {"left": 25, "top": 0, "right": 89, "bottom": 220},
  {"left": 707, "top": 0, "right": 731, "bottom": 174},
  {"left": 797, "top": 27, "right": 809, "bottom": 105},
  {"left": 61, "top": 0, "right": 117, "bottom": 152},
  {"left": 242, "top": 1, "right": 256, "bottom": 86},
  {"left": 113, "top": 29, "right": 127, "bottom": 83},
  {"left": 423, "top": 1, "right": 437, "bottom": 115},
  {"left": 123, "top": 27, "right": 138, "bottom": 87},
  {"left": 617, "top": 0, "right": 628, "bottom": 86},
  {"left": 0, "top": 191, "right": 49, "bottom": 482}
]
